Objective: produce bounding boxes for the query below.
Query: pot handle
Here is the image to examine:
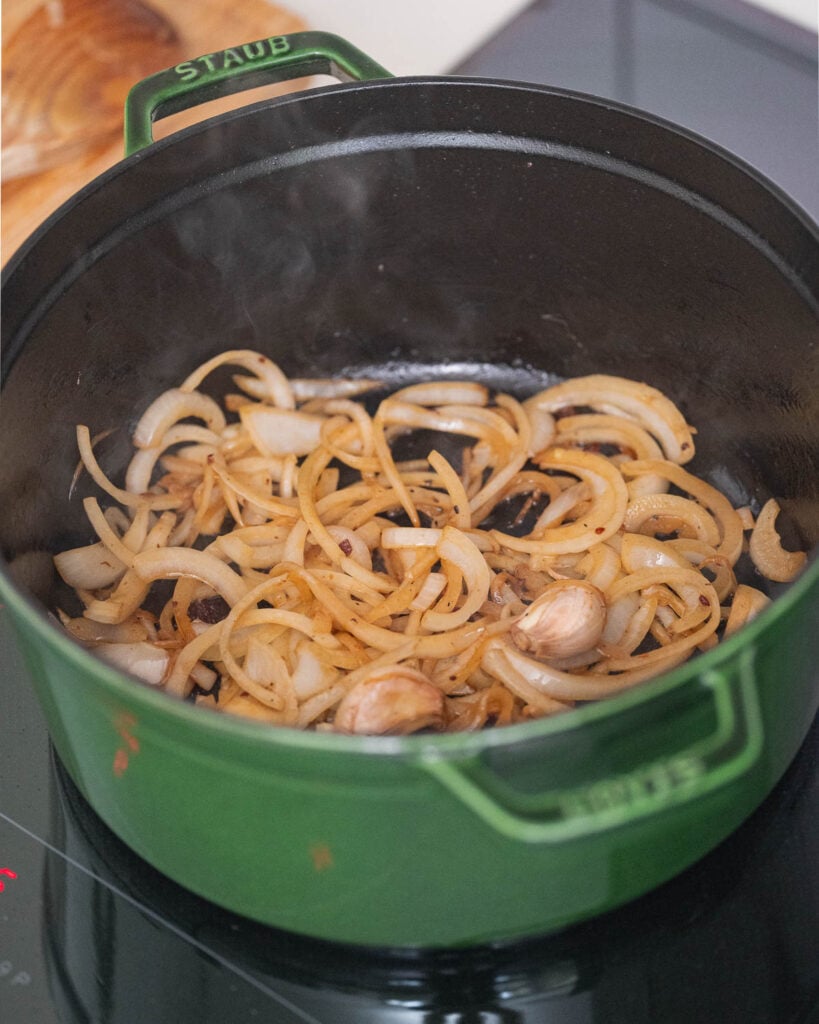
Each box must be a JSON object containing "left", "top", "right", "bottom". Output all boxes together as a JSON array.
[
  {"left": 124, "top": 31, "right": 392, "bottom": 156},
  {"left": 422, "top": 646, "right": 764, "bottom": 843}
]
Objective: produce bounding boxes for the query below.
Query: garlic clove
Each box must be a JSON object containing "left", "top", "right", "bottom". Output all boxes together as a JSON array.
[
  {"left": 510, "top": 579, "right": 607, "bottom": 660},
  {"left": 334, "top": 666, "right": 445, "bottom": 735}
]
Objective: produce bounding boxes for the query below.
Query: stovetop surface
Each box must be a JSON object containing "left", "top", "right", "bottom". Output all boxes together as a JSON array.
[
  {"left": 2, "top": 2, "right": 817, "bottom": 1022},
  {"left": 455, "top": 0, "right": 818, "bottom": 220},
  {"left": 2, "top": 646, "right": 817, "bottom": 1024}
]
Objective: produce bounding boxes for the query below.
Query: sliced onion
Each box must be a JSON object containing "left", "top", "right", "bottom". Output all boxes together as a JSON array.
[
  {"left": 240, "top": 406, "right": 325, "bottom": 457},
  {"left": 54, "top": 541, "right": 126, "bottom": 590},
  {"left": 165, "top": 622, "right": 224, "bottom": 696},
  {"left": 132, "top": 547, "right": 248, "bottom": 606},
  {"left": 494, "top": 448, "right": 628, "bottom": 554},
  {"left": 125, "top": 423, "right": 222, "bottom": 493},
  {"left": 665, "top": 538, "right": 737, "bottom": 602},
  {"left": 133, "top": 388, "right": 226, "bottom": 449},
  {"left": 427, "top": 449, "right": 472, "bottom": 530},
  {"left": 421, "top": 526, "right": 492, "bottom": 632},
  {"left": 621, "top": 459, "right": 744, "bottom": 564},
  {"left": 378, "top": 399, "right": 517, "bottom": 448},
  {"left": 297, "top": 684, "right": 347, "bottom": 728},
  {"left": 600, "top": 591, "right": 641, "bottom": 647},
  {"left": 611, "top": 594, "right": 659, "bottom": 656},
  {"left": 234, "top": 375, "right": 381, "bottom": 401},
  {"left": 467, "top": 395, "right": 531, "bottom": 517},
  {"left": 603, "top": 567, "right": 720, "bottom": 670},
  {"left": 578, "top": 542, "right": 622, "bottom": 592},
  {"left": 95, "top": 642, "right": 169, "bottom": 686},
  {"left": 532, "top": 481, "right": 590, "bottom": 531},
  {"left": 555, "top": 412, "right": 664, "bottom": 460},
  {"left": 482, "top": 639, "right": 679, "bottom": 704},
  {"left": 291, "top": 642, "right": 339, "bottom": 700},
  {"left": 214, "top": 533, "right": 285, "bottom": 569},
  {"left": 76, "top": 426, "right": 182, "bottom": 510},
  {"left": 292, "top": 378, "right": 381, "bottom": 400},
  {"left": 61, "top": 617, "right": 149, "bottom": 644},
  {"left": 620, "top": 533, "right": 689, "bottom": 572},
  {"left": 389, "top": 381, "right": 489, "bottom": 407},
  {"left": 724, "top": 584, "right": 771, "bottom": 636},
  {"left": 319, "top": 399, "right": 377, "bottom": 459},
  {"left": 525, "top": 403, "right": 556, "bottom": 458},
  {"left": 180, "top": 350, "right": 294, "bottom": 409},
  {"left": 409, "top": 572, "right": 447, "bottom": 611},
  {"left": 525, "top": 374, "right": 695, "bottom": 464},
  {"left": 327, "top": 525, "right": 373, "bottom": 571},
  {"left": 381, "top": 527, "right": 442, "bottom": 549},
  {"left": 748, "top": 498, "right": 807, "bottom": 583},
  {"left": 82, "top": 497, "right": 139, "bottom": 569},
  {"left": 624, "top": 493, "right": 721, "bottom": 547},
  {"left": 83, "top": 570, "right": 151, "bottom": 625}
]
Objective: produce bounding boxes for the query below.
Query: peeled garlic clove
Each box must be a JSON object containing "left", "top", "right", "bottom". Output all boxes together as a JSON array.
[
  {"left": 510, "top": 579, "right": 607, "bottom": 659},
  {"left": 334, "top": 666, "right": 445, "bottom": 735}
]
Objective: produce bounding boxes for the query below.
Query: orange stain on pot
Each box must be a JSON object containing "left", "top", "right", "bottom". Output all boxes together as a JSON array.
[
  {"left": 116, "top": 712, "right": 141, "bottom": 751},
  {"left": 309, "top": 843, "right": 334, "bottom": 872},
  {"left": 112, "top": 712, "right": 141, "bottom": 776},
  {"left": 112, "top": 748, "right": 129, "bottom": 776}
]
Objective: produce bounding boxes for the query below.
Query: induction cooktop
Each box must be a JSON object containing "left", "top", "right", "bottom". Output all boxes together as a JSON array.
[{"left": 2, "top": 2, "right": 817, "bottom": 1022}]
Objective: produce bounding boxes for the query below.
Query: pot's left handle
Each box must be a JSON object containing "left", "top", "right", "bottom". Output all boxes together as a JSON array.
[{"left": 124, "top": 31, "right": 392, "bottom": 156}]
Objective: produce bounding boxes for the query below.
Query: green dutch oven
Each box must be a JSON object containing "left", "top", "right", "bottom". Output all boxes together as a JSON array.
[{"left": 1, "top": 32, "right": 817, "bottom": 948}]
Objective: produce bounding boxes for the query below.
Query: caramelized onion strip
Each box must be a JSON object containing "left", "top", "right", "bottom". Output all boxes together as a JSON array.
[{"left": 748, "top": 498, "right": 807, "bottom": 582}]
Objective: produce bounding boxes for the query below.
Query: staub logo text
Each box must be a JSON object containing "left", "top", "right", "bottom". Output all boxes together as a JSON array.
[{"left": 174, "top": 37, "right": 291, "bottom": 81}]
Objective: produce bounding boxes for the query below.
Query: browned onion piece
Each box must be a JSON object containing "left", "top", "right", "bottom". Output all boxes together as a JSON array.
[
  {"left": 724, "top": 584, "right": 771, "bottom": 636},
  {"left": 524, "top": 374, "right": 695, "bottom": 464},
  {"left": 748, "top": 498, "right": 807, "bottom": 583}
]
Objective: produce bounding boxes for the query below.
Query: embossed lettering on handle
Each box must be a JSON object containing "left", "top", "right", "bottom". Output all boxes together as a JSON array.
[
  {"left": 423, "top": 646, "right": 764, "bottom": 844},
  {"left": 173, "top": 36, "right": 293, "bottom": 82},
  {"left": 124, "top": 31, "right": 392, "bottom": 155}
]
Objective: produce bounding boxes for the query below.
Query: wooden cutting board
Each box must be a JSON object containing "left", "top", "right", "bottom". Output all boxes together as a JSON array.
[{"left": 1, "top": 0, "right": 308, "bottom": 263}]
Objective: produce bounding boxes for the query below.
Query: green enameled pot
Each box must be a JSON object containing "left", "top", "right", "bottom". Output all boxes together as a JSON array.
[{"left": 1, "top": 33, "right": 817, "bottom": 947}]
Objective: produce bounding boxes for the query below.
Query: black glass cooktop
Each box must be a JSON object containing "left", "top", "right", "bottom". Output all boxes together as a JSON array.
[
  {"left": 2, "top": 617, "right": 818, "bottom": 1024},
  {"left": 2, "top": 2, "right": 817, "bottom": 1022}
]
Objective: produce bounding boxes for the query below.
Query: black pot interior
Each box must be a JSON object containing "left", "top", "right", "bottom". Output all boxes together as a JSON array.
[{"left": 2, "top": 79, "right": 817, "bottom": 611}]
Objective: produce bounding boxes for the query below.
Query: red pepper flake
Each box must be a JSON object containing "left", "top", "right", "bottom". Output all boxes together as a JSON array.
[
  {"left": 595, "top": 527, "right": 605, "bottom": 534},
  {"left": 682, "top": 442, "right": 691, "bottom": 451},
  {"left": 338, "top": 538, "right": 353, "bottom": 556},
  {"left": 699, "top": 594, "right": 710, "bottom": 606}
]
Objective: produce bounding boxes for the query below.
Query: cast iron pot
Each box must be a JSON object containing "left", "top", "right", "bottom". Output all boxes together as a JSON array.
[{"left": 1, "top": 32, "right": 817, "bottom": 948}]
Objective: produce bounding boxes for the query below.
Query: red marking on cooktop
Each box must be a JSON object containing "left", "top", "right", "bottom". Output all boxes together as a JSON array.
[{"left": 0, "top": 868, "right": 18, "bottom": 893}]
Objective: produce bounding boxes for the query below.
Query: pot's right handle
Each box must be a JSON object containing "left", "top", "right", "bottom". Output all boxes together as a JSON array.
[
  {"left": 422, "top": 646, "right": 765, "bottom": 843},
  {"left": 124, "top": 31, "right": 392, "bottom": 156}
]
